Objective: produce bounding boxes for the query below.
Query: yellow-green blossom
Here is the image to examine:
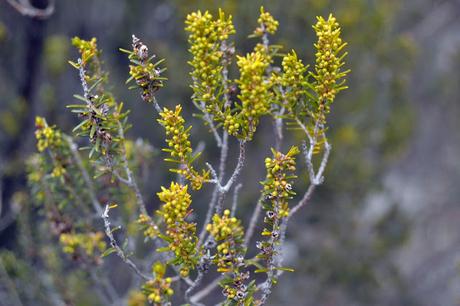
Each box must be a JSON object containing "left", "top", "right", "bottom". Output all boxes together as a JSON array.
[
  {"left": 158, "top": 105, "right": 209, "bottom": 190},
  {"left": 206, "top": 209, "right": 244, "bottom": 273},
  {"left": 227, "top": 51, "right": 271, "bottom": 139},
  {"left": 185, "top": 10, "right": 235, "bottom": 116},
  {"left": 142, "top": 262, "right": 174, "bottom": 305},
  {"left": 156, "top": 182, "right": 198, "bottom": 276},
  {"left": 137, "top": 214, "right": 159, "bottom": 239},
  {"left": 59, "top": 231, "right": 106, "bottom": 258},
  {"left": 262, "top": 146, "right": 298, "bottom": 224},
  {"left": 206, "top": 209, "right": 249, "bottom": 303},
  {"left": 278, "top": 51, "right": 309, "bottom": 111},
  {"left": 254, "top": 7, "right": 279, "bottom": 36},
  {"left": 71, "top": 37, "right": 98, "bottom": 66},
  {"left": 35, "top": 116, "right": 62, "bottom": 152},
  {"left": 312, "top": 14, "right": 349, "bottom": 116}
]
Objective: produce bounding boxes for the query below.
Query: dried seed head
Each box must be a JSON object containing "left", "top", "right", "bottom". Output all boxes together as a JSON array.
[
  {"left": 138, "top": 44, "right": 149, "bottom": 60},
  {"left": 236, "top": 290, "right": 246, "bottom": 300}
]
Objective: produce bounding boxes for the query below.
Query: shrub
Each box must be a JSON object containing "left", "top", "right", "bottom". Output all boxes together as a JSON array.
[{"left": 28, "top": 6, "right": 348, "bottom": 306}]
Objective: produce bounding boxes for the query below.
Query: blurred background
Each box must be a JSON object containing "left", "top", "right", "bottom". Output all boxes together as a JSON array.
[{"left": 1, "top": 0, "right": 460, "bottom": 305}]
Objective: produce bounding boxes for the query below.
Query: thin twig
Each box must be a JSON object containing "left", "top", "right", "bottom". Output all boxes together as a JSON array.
[
  {"left": 243, "top": 195, "right": 264, "bottom": 248},
  {"left": 117, "top": 122, "right": 149, "bottom": 218},
  {"left": 208, "top": 140, "right": 246, "bottom": 215},
  {"left": 197, "top": 101, "right": 223, "bottom": 147},
  {"left": 88, "top": 268, "right": 121, "bottom": 306},
  {"left": 289, "top": 139, "right": 330, "bottom": 217},
  {"left": 207, "top": 140, "right": 246, "bottom": 194},
  {"left": 64, "top": 136, "right": 104, "bottom": 216},
  {"left": 231, "top": 183, "right": 243, "bottom": 217},
  {"left": 101, "top": 205, "right": 151, "bottom": 281},
  {"left": 152, "top": 96, "right": 162, "bottom": 114},
  {"left": 185, "top": 272, "right": 205, "bottom": 305},
  {"left": 197, "top": 133, "right": 229, "bottom": 246},
  {"left": 190, "top": 275, "right": 224, "bottom": 303}
]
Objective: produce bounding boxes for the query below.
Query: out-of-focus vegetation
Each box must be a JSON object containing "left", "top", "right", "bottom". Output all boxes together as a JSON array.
[{"left": 1, "top": 0, "right": 460, "bottom": 305}]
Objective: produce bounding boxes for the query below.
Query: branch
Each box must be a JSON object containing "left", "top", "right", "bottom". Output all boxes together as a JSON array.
[
  {"left": 88, "top": 268, "right": 120, "bottom": 305},
  {"left": 101, "top": 205, "right": 151, "bottom": 281},
  {"left": 6, "top": 0, "right": 55, "bottom": 19},
  {"left": 243, "top": 195, "right": 264, "bottom": 248},
  {"left": 207, "top": 140, "right": 246, "bottom": 215},
  {"left": 231, "top": 183, "right": 243, "bottom": 217},
  {"left": 190, "top": 275, "right": 224, "bottom": 304},
  {"left": 197, "top": 132, "right": 228, "bottom": 246},
  {"left": 207, "top": 140, "right": 246, "bottom": 194},
  {"left": 64, "top": 135, "right": 104, "bottom": 216},
  {"left": 289, "top": 138, "right": 330, "bottom": 217},
  {"left": 195, "top": 101, "right": 223, "bottom": 147},
  {"left": 185, "top": 272, "right": 205, "bottom": 306},
  {"left": 117, "top": 122, "right": 150, "bottom": 218}
]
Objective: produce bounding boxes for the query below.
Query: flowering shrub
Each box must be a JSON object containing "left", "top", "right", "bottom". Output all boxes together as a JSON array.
[{"left": 28, "top": 6, "right": 348, "bottom": 305}]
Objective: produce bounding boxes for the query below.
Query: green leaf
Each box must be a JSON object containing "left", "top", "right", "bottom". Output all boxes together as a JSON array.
[
  {"left": 101, "top": 247, "right": 116, "bottom": 258},
  {"left": 275, "top": 267, "right": 294, "bottom": 272},
  {"left": 72, "top": 119, "right": 89, "bottom": 133},
  {"left": 68, "top": 60, "right": 80, "bottom": 69},
  {"left": 156, "top": 247, "right": 170, "bottom": 253},
  {"left": 119, "top": 47, "right": 132, "bottom": 54},
  {"left": 90, "top": 124, "right": 97, "bottom": 139},
  {"left": 88, "top": 78, "right": 104, "bottom": 92},
  {"left": 73, "top": 94, "right": 91, "bottom": 103},
  {"left": 254, "top": 268, "right": 269, "bottom": 273},
  {"left": 89, "top": 146, "right": 96, "bottom": 159}
]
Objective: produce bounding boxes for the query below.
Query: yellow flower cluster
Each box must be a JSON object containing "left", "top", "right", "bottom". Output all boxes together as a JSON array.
[
  {"left": 262, "top": 146, "right": 299, "bottom": 221},
  {"left": 206, "top": 209, "right": 244, "bottom": 273},
  {"left": 254, "top": 7, "right": 279, "bottom": 36},
  {"left": 71, "top": 37, "right": 98, "bottom": 65},
  {"left": 156, "top": 182, "right": 198, "bottom": 276},
  {"left": 312, "top": 14, "right": 348, "bottom": 114},
  {"left": 35, "top": 117, "right": 62, "bottom": 153},
  {"left": 137, "top": 213, "right": 159, "bottom": 239},
  {"left": 278, "top": 51, "right": 309, "bottom": 110},
  {"left": 207, "top": 209, "right": 249, "bottom": 302},
  {"left": 158, "top": 105, "right": 209, "bottom": 190},
  {"left": 185, "top": 10, "right": 235, "bottom": 113},
  {"left": 229, "top": 51, "right": 271, "bottom": 139},
  {"left": 127, "top": 290, "right": 147, "bottom": 306},
  {"left": 59, "top": 231, "right": 106, "bottom": 257},
  {"left": 142, "top": 262, "right": 174, "bottom": 305}
]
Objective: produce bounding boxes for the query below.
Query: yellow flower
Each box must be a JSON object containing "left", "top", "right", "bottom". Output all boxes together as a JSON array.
[
  {"left": 158, "top": 105, "right": 209, "bottom": 190},
  {"left": 254, "top": 7, "right": 279, "bottom": 36},
  {"left": 312, "top": 14, "right": 349, "bottom": 116},
  {"left": 156, "top": 182, "right": 198, "bottom": 272},
  {"left": 226, "top": 51, "right": 272, "bottom": 139},
  {"left": 34, "top": 116, "right": 62, "bottom": 152},
  {"left": 206, "top": 209, "right": 244, "bottom": 272},
  {"left": 262, "top": 146, "right": 298, "bottom": 219},
  {"left": 185, "top": 9, "right": 235, "bottom": 120}
]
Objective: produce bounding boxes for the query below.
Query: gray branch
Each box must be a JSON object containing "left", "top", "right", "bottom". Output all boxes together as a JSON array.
[{"left": 101, "top": 205, "right": 151, "bottom": 281}]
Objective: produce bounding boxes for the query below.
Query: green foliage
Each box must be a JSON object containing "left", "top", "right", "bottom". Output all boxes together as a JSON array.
[{"left": 26, "top": 6, "right": 349, "bottom": 305}]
